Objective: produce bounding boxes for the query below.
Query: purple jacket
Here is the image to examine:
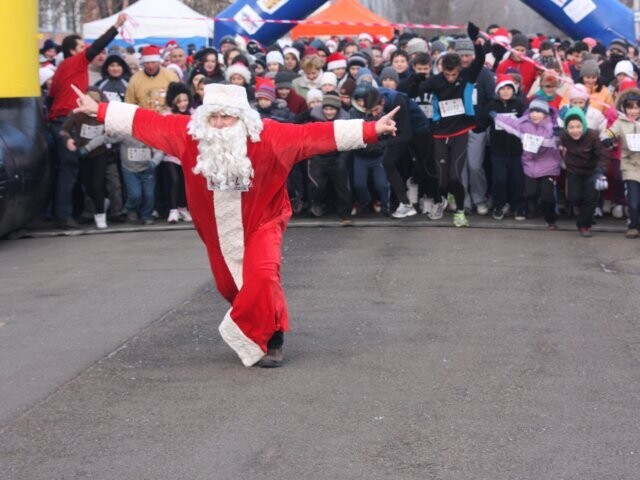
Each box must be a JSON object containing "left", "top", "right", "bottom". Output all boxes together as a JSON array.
[{"left": 494, "top": 112, "right": 562, "bottom": 178}]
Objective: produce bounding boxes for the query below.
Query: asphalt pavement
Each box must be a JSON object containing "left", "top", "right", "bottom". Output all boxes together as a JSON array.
[{"left": 2, "top": 218, "right": 640, "bottom": 480}]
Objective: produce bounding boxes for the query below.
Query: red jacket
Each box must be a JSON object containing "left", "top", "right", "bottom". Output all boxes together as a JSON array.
[{"left": 497, "top": 57, "right": 538, "bottom": 97}]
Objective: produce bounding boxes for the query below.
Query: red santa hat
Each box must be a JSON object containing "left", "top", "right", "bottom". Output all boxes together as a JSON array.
[
  {"left": 495, "top": 74, "right": 516, "bottom": 94},
  {"left": 140, "top": 45, "right": 162, "bottom": 63},
  {"left": 224, "top": 62, "right": 252, "bottom": 84},
  {"left": 326, "top": 52, "right": 347, "bottom": 71},
  {"left": 491, "top": 27, "right": 511, "bottom": 46},
  {"left": 358, "top": 32, "right": 374, "bottom": 43}
]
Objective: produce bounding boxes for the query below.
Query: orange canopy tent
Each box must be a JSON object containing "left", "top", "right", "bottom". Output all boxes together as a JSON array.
[{"left": 290, "top": 0, "right": 394, "bottom": 40}]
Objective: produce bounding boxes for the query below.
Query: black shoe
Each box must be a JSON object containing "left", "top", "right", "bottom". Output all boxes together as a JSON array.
[
  {"left": 257, "top": 347, "right": 284, "bottom": 368},
  {"left": 492, "top": 207, "right": 504, "bottom": 220},
  {"left": 54, "top": 218, "right": 81, "bottom": 229}
]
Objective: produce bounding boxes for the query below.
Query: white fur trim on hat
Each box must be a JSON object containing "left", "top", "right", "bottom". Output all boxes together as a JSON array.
[
  {"left": 495, "top": 78, "right": 516, "bottom": 94},
  {"left": 333, "top": 119, "right": 365, "bottom": 151},
  {"left": 224, "top": 63, "right": 252, "bottom": 84},
  {"left": 165, "top": 63, "right": 183, "bottom": 79},
  {"left": 382, "top": 44, "right": 397, "bottom": 61},
  {"left": 266, "top": 50, "right": 284, "bottom": 65},
  {"left": 283, "top": 46, "right": 300, "bottom": 61},
  {"left": 615, "top": 60, "right": 634, "bottom": 79},
  {"left": 327, "top": 57, "right": 347, "bottom": 71},
  {"left": 358, "top": 32, "right": 373, "bottom": 43},
  {"left": 219, "top": 309, "right": 264, "bottom": 367},
  {"left": 38, "top": 66, "right": 55, "bottom": 86},
  {"left": 105, "top": 102, "right": 139, "bottom": 136}
]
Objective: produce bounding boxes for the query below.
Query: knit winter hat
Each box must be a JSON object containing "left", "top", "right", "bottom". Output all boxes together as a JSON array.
[
  {"left": 407, "top": 38, "right": 429, "bottom": 56},
  {"left": 326, "top": 52, "right": 347, "bottom": 70},
  {"left": 255, "top": 79, "right": 277, "bottom": 102},
  {"left": 382, "top": 44, "right": 398, "bottom": 61},
  {"left": 454, "top": 38, "right": 475, "bottom": 55},
  {"left": 347, "top": 53, "right": 368, "bottom": 68},
  {"left": 266, "top": 50, "right": 284, "bottom": 66},
  {"left": 225, "top": 62, "right": 252, "bottom": 84},
  {"left": 283, "top": 46, "right": 300, "bottom": 61},
  {"left": 580, "top": 59, "right": 600, "bottom": 78},
  {"left": 140, "top": 45, "right": 162, "bottom": 63},
  {"left": 321, "top": 71, "right": 338, "bottom": 87},
  {"left": 608, "top": 38, "right": 628, "bottom": 55},
  {"left": 355, "top": 67, "right": 374, "bottom": 85},
  {"left": 322, "top": 91, "right": 342, "bottom": 110},
  {"left": 275, "top": 71, "right": 296, "bottom": 89},
  {"left": 614, "top": 60, "right": 634, "bottom": 79},
  {"left": 306, "top": 88, "right": 323, "bottom": 105},
  {"left": 568, "top": 83, "right": 590, "bottom": 101},
  {"left": 165, "top": 81, "right": 192, "bottom": 107},
  {"left": 510, "top": 34, "right": 529, "bottom": 49},
  {"left": 529, "top": 97, "right": 550, "bottom": 114},
  {"left": 563, "top": 107, "right": 587, "bottom": 134},
  {"left": 430, "top": 40, "right": 447, "bottom": 55},
  {"left": 380, "top": 66, "right": 400, "bottom": 84},
  {"left": 495, "top": 73, "right": 516, "bottom": 94}
]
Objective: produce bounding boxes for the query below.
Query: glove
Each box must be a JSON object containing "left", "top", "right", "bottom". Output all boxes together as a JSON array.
[
  {"left": 467, "top": 22, "right": 480, "bottom": 41},
  {"left": 413, "top": 72, "right": 427, "bottom": 84},
  {"left": 601, "top": 137, "right": 615, "bottom": 149},
  {"left": 553, "top": 126, "right": 561, "bottom": 137},
  {"left": 594, "top": 175, "right": 608, "bottom": 191},
  {"left": 489, "top": 111, "right": 497, "bottom": 119},
  {"left": 78, "top": 146, "right": 89, "bottom": 158}
]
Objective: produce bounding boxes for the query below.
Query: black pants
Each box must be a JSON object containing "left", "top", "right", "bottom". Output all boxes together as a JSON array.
[
  {"left": 382, "top": 143, "right": 410, "bottom": 205},
  {"left": 524, "top": 175, "right": 557, "bottom": 224},
  {"left": 566, "top": 172, "right": 598, "bottom": 228},
  {"left": 433, "top": 133, "right": 467, "bottom": 209},
  {"left": 308, "top": 157, "right": 352, "bottom": 218},
  {"left": 79, "top": 154, "right": 108, "bottom": 214},
  {"left": 491, "top": 153, "right": 525, "bottom": 213},
  {"left": 165, "top": 162, "right": 187, "bottom": 210},
  {"left": 410, "top": 130, "right": 439, "bottom": 200}
]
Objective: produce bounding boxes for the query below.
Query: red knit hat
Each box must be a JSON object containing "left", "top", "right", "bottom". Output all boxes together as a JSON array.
[
  {"left": 255, "top": 77, "right": 276, "bottom": 102},
  {"left": 326, "top": 52, "right": 347, "bottom": 71},
  {"left": 140, "top": 45, "right": 162, "bottom": 63}
]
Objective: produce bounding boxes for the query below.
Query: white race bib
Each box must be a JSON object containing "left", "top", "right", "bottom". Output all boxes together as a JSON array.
[
  {"left": 494, "top": 112, "right": 518, "bottom": 131},
  {"left": 127, "top": 147, "right": 152, "bottom": 162},
  {"left": 439, "top": 98, "right": 465, "bottom": 118},
  {"left": 522, "top": 133, "right": 545, "bottom": 153},
  {"left": 80, "top": 124, "right": 104, "bottom": 139},
  {"left": 103, "top": 91, "right": 122, "bottom": 102},
  {"left": 626, "top": 133, "right": 640, "bottom": 152},
  {"left": 419, "top": 103, "right": 434, "bottom": 119}
]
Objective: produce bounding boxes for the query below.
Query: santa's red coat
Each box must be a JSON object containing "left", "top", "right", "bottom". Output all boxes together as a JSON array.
[{"left": 98, "top": 102, "right": 377, "bottom": 366}]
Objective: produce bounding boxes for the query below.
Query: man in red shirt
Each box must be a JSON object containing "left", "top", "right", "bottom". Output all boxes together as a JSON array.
[
  {"left": 496, "top": 33, "right": 539, "bottom": 97},
  {"left": 48, "top": 13, "right": 126, "bottom": 228}
]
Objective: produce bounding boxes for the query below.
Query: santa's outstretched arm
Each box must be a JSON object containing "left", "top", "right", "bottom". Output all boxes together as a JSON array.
[
  {"left": 269, "top": 107, "right": 400, "bottom": 169},
  {"left": 71, "top": 84, "right": 190, "bottom": 159}
]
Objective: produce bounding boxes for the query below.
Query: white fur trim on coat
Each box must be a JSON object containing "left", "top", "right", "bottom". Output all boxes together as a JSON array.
[
  {"left": 104, "top": 102, "right": 138, "bottom": 136},
  {"left": 219, "top": 309, "right": 264, "bottom": 367},
  {"left": 214, "top": 191, "right": 244, "bottom": 290},
  {"left": 333, "top": 119, "right": 365, "bottom": 151}
]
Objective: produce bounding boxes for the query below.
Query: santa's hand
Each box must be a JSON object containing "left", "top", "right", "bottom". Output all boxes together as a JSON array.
[
  {"left": 375, "top": 106, "right": 400, "bottom": 137},
  {"left": 71, "top": 84, "right": 99, "bottom": 116}
]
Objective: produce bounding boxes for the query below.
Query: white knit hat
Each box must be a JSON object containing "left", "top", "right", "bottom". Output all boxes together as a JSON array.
[
  {"left": 321, "top": 71, "right": 337, "bottom": 87},
  {"left": 306, "top": 88, "right": 323, "bottom": 104},
  {"left": 283, "top": 46, "right": 300, "bottom": 61},
  {"left": 614, "top": 60, "right": 634, "bottom": 79},
  {"left": 266, "top": 50, "right": 284, "bottom": 66},
  {"left": 224, "top": 63, "right": 252, "bottom": 84}
]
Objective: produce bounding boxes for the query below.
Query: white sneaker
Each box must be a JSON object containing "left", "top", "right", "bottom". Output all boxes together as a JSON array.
[
  {"left": 420, "top": 196, "right": 435, "bottom": 215},
  {"left": 392, "top": 202, "right": 417, "bottom": 218},
  {"left": 178, "top": 208, "right": 192, "bottom": 222},
  {"left": 612, "top": 204, "right": 624, "bottom": 219},
  {"left": 428, "top": 197, "right": 448, "bottom": 220},
  {"left": 476, "top": 202, "right": 489, "bottom": 216},
  {"left": 594, "top": 207, "right": 603, "bottom": 218},
  {"left": 406, "top": 178, "right": 419, "bottom": 205},
  {"left": 94, "top": 213, "right": 107, "bottom": 229},
  {"left": 167, "top": 209, "right": 179, "bottom": 223}
]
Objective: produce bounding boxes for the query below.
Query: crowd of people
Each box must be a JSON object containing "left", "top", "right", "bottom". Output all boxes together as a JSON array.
[{"left": 38, "top": 13, "right": 640, "bottom": 238}]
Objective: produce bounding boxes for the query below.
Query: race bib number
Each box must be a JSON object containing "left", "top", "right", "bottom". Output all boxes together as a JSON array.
[
  {"left": 127, "top": 148, "right": 152, "bottom": 162},
  {"left": 80, "top": 124, "right": 104, "bottom": 139},
  {"left": 207, "top": 176, "right": 249, "bottom": 192},
  {"left": 522, "top": 133, "right": 545, "bottom": 153},
  {"left": 419, "top": 103, "right": 434, "bottom": 119},
  {"left": 626, "top": 133, "right": 640, "bottom": 152},
  {"left": 494, "top": 112, "right": 518, "bottom": 131},
  {"left": 439, "top": 98, "right": 465, "bottom": 118},
  {"left": 103, "top": 91, "right": 122, "bottom": 102}
]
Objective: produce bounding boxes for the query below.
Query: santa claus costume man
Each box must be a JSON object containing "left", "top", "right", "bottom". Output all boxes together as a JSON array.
[{"left": 71, "top": 83, "right": 398, "bottom": 368}]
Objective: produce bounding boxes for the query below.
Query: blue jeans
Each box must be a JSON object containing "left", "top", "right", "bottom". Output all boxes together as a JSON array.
[
  {"left": 50, "top": 118, "right": 79, "bottom": 222},
  {"left": 353, "top": 154, "right": 389, "bottom": 210},
  {"left": 625, "top": 180, "right": 640, "bottom": 229},
  {"left": 123, "top": 167, "right": 156, "bottom": 220}
]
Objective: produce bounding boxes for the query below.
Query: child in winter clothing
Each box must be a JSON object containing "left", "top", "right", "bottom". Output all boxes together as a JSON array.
[
  {"left": 60, "top": 87, "right": 115, "bottom": 229},
  {"left": 162, "top": 82, "right": 193, "bottom": 223},
  {"left": 253, "top": 79, "right": 294, "bottom": 122},
  {"left": 96, "top": 54, "right": 131, "bottom": 102},
  {"left": 559, "top": 107, "right": 609, "bottom": 236},
  {"left": 560, "top": 84, "right": 607, "bottom": 133},
  {"left": 493, "top": 97, "right": 562, "bottom": 229},
  {"left": 484, "top": 74, "right": 526, "bottom": 220},
  {"left": 602, "top": 88, "right": 640, "bottom": 238}
]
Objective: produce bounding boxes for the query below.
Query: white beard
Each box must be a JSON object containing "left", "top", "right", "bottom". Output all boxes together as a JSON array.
[{"left": 192, "top": 121, "right": 254, "bottom": 191}]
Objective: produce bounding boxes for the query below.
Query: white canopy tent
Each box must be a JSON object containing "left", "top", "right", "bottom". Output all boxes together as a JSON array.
[{"left": 83, "top": 0, "right": 213, "bottom": 49}]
